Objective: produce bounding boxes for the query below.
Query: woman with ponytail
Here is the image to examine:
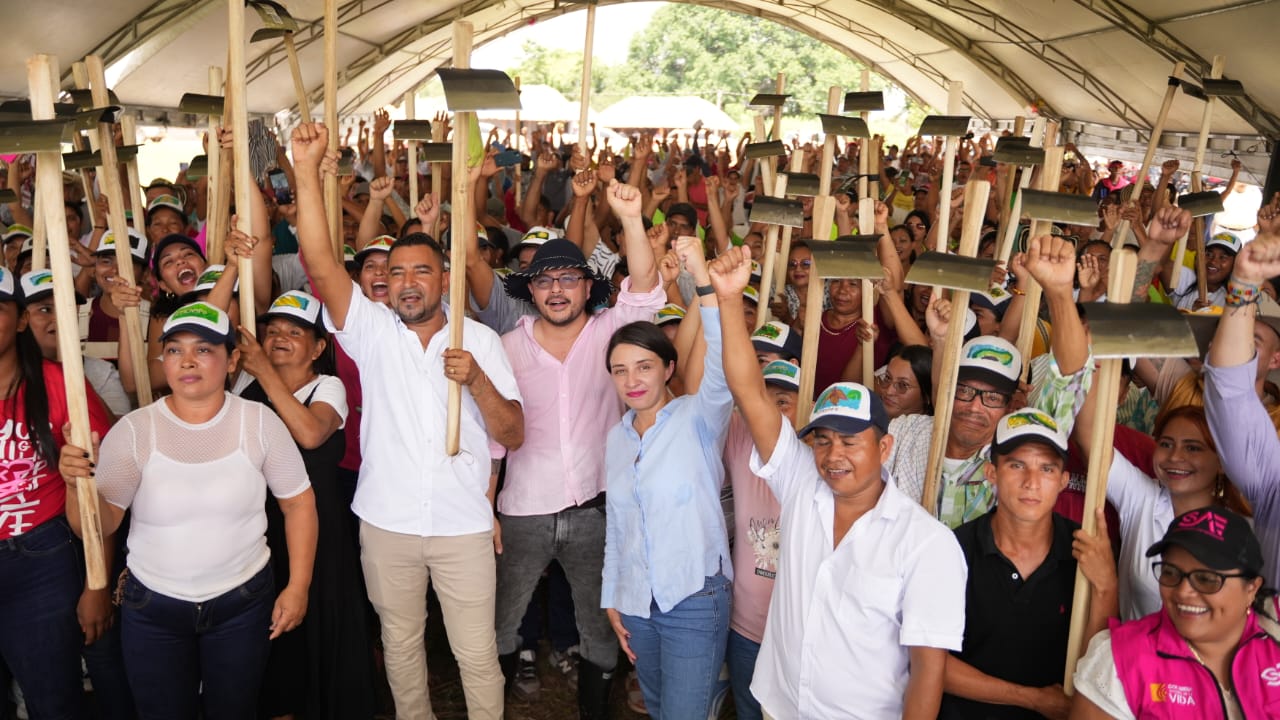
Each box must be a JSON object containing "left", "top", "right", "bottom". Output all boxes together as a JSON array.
[{"left": 0, "top": 266, "right": 112, "bottom": 718}]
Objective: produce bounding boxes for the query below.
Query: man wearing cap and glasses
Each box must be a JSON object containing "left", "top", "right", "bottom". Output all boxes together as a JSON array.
[
  {"left": 890, "top": 235, "right": 1093, "bottom": 528},
  {"left": 710, "top": 244, "right": 967, "bottom": 720},
  {"left": 939, "top": 408, "right": 1118, "bottom": 719},
  {"left": 492, "top": 179, "right": 662, "bottom": 717},
  {"left": 289, "top": 122, "right": 524, "bottom": 720}
]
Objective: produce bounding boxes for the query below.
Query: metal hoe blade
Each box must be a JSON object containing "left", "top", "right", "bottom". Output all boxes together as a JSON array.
[
  {"left": 420, "top": 143, "right": 453, "bottom": 163},
  {"left": 179, "top": 93, "right": 226, "bottom": 116},
  {"left": 247, "top": 0, "right": 299, "bottom": 31},
  {"left": 918, "top": 115, "right": 972, "bottom": 137},
  {"left": 1202, "top": 78, "right": 1246, "bottom": 97},
  {"left": 993, "top": 142, "right": 1045, "bottom": 166},
  {"left": 782, "top": 172, "right": 822, "bottom": 197},
  {"left": 436, "top": 69, "right": 521, "bottom": 112},
  {"left": 748, "top": 94, "right": 789, "bottom": 107},
  {"left": 186, "top": 155, "right": 209, "bottom": 180},
  {"left": 744, "top": 140, "right": 786, "bottom": 159},
  {"left": 1178, "top": 191, "right": 1225, "bottom": 218},
  {"left": 394, "top": 120, "right": 434, "bottom": 142},
  {"left": 817, "top": 114, "right": 869, "bottom": 139},
  {"left": 0, "top": 189, "right": 16, "bottom": 204},
  {"left": 1020, "top": 190, "right": 1100, "bottom": 226},
  {"left": 68, "top": 89, "right": 119, "bottom": 111},
  {"left": 905, "top": 251, "right": 998, "bottom": 293},
  {"left": 0, "top": 120, "right": 74, "bottom": 154},
  {"left": 1086, "top": 303, "right": 1198, "bottom": 359},
  {"left": 809, "top": 240, "right": 884, "bottom": 280},
  {"left": 842, "top": 91, "right": 884, "bottom": 113},
  {"left": 749, "top": 196, "right": 805, "bottom": 228}
]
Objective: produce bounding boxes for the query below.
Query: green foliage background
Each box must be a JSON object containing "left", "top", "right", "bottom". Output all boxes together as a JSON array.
[{"left": 503, "top": 4, "right": 929, "bottom": 134}]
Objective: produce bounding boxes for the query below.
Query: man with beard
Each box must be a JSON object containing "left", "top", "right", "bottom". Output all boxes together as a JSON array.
[
  {"left": 494, "top": 179, "right": 663, "bottom": 718},
  {"left": 290, "top": 121, "right": 524, "bottom": 720},
  {"left": 890, "top": 235, "right": 1092, "bottom": 528}
]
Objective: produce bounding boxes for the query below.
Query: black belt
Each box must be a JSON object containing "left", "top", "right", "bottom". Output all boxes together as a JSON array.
[{"left": 577, "top": 492, "right": 606, "bottom": 510}]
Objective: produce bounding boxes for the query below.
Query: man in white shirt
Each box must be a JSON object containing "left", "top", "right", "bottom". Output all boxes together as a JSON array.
[
  {"left": 709, "top": 245, "right": 966, "bottom": 720},
  {"left": 290, "top": 122, "right": 524, "bottom": 720}
]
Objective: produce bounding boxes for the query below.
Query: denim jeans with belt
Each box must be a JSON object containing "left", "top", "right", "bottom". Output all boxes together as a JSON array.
[
  {"left": 120, "top": 563, "right": 274, "bottom": 719},
  {"left": 621, "top": 573, "right": 731, "bottom": 720},
  {"left": 495, "top": 504, "right": 617, "bottom": 670},
  {"left": 0, "top": 516, "right": 86, "bottom": 720}
]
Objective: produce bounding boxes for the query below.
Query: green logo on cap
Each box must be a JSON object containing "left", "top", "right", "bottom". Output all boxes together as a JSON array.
[
  {"left": 1007, "top": 410, "right": 1058, "bottom": 432},
  {"left": 196, "top": 268, "right": 223, "bottom": 285},
  {"left": 753, "top": 323, "right": 782, "bottom": 341},
  {"left": 967, "top": 343, "right": 1015, "bottom": 367},
  {"left": 29, "top": 271, "right": 53, "bottom": 286},
  {"left": 171, "top": 302, "right": 223, "bottom": 325},
  {"left": 815, "top": 385, "right": 864, "bottom": 414}
]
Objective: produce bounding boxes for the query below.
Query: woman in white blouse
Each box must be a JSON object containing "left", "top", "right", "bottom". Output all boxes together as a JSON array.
[{"left": 60, "top": 301, "right": 318, "bottom": 719}]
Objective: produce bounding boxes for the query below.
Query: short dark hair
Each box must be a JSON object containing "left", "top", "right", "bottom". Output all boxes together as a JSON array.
[
  {"left": 389, "top": 232, "right": 447, "bottom": 266},
  {"left": 606, "top": 321, "right": 677, "bottom": 373}
]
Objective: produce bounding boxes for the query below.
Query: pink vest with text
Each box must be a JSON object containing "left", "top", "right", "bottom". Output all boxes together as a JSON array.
[{"left": 1109, "top": 601, "right": 1280, "bottom": 718}]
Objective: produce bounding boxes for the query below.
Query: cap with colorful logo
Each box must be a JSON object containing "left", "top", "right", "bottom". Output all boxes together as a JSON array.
[
  {"left": 653, "top": 303, "right": 686, "bottom": 327},
  {"left": 798, "top": 382, "right": 889, "bottom": 438},
  {"left": 970, "top": 286, "right": 1012, "bottom": 320},
  {"left": 512, "top": 226, "right": 557, "bottom": 255},
  {"left": 750, "top": 260, "right": 763, "bottom": 282},
  {"left": 752, "top": 320, "right": 803, "bottom": 361},
  {"left": 97, "top": 227, "right": 149, "bottom": 264},
  {"left": 18, "top": 268, "right": 85, "bottom": 306},
  {"left": 264, "top": 290, "right": 323, "bottom": 330},
  {"left": 956, "top": 336, "right": 1022, "bottom": 396},
  {"left": 160, "top": 301, "right": 234, "bottom": 346},
  {"left": 2, "top": 224, "right": 32, "bottom": 245},
  {"left": 188, "top": 264, "right": 239, "bottom": 296},
  {"left": 991, "top": 408, "right": 1068, "bottom": 460},
  {"left": 743, "top": 284, "right": 760, "bottom": 305},
  {"left": 354, "top": 235, "right": 395, "bottom": 265},
  {"left": 1145, "top": 506, "right": 1262, "bottom": 576},
  {"left": 343, "top": 244, "right": 357, "bottom": 267},
  {"left": 145, "top": 194, "right": 186, "bottom": 226},
  {"left": 0, "top": 267, "right": 17, "bottom": 302},
  {"left": 1206, "top": 231, "right": 1243, "bottom": 256},
  {"left": 762, "top": 360, "right": 800, "bottom": 392}
]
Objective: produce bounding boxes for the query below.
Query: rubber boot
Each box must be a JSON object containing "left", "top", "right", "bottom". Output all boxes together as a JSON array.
[
  {"left": 577, "top": 660, "right": 615, "bottom": 720},
  {"left": 498, "top": 652, "right": 519, "bottom": 693}
]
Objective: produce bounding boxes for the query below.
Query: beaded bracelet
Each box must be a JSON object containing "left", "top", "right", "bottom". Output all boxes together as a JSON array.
[{"left": 1225, "top": 280, "right": 1263, "bottom": 307}]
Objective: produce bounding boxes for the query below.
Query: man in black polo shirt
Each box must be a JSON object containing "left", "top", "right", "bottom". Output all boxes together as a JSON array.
[{"left": 940, "top": 408, "right": 1118, "bottom": 719}]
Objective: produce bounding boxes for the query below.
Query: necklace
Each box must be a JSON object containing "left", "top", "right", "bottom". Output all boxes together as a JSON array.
[{"left": 821, "top": 313, "right": 859, "bottom": 336}]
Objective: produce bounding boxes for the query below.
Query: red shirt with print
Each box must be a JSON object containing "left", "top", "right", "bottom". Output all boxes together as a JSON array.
[{"left": 0, "top": 360, "right": 112, "bottom": 539}]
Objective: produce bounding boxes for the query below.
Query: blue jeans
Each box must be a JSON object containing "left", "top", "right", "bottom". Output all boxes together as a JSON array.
[
  {"left": 120, "top": 564, "right": 274, "bottom": 719},
  {"left": 621, "top": 573, "right": 731, "bottom": 720},
  {"left": 726, "top": 629, "right": 763, "bottom": 720},
  {"left": 0, "top": 517, "right": 86, "bottom": 720}
]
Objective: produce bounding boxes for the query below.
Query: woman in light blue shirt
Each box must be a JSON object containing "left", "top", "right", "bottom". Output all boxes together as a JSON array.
[{"left": 601, "top": 237, "right": 734, "bottom": 719}]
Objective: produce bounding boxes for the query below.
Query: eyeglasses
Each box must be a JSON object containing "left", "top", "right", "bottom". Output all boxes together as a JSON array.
[
  {"left": 1152, "top": 561, "right": 1250, "bottom": 595},
  {"left": 787, "top": 259, "right": 812, "bottom": 269},
  {"left": 530, "top": 273, "right": 585, "bottom": 291},
  {"left": 876, "top": 375, "right": 917, "bottom": 396},
  {"left": 954, "top": 383, "right": 1011, "bottom": 409}
]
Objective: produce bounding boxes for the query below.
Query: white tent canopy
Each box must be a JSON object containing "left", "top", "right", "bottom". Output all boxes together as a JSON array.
[
  {"left": 1, "top": 0, "right": 1275, "bottom": 179},
  {"left": 594, "top": 96, "right": 739, "bottom": 131}
]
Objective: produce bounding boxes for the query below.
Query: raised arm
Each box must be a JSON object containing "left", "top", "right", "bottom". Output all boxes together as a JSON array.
[
  {"left": 1023, "top": 234, "right": 1088, "bottom": 376},
  {"left": 703, "top": 174, "right": 731, "bottom": 255},
  {"left": 605, "top": 180, "right": 658, "bottom": 293},
  {"left": 1210, "top": 204, "right": 1280, "bottom": 369},
  {"left": 565, "top": 169, "right": 594, "bottom": 251},
  {"left": 357, "top": 176, "right": 393, "bottom": 248},
  {"left": 291, "top": 122, "right": 353, "bottom": 328},
  {"left": 709, "top": 245, "right": 782, "bottom": 461},
  {"left": 370, "top": 109, "right": 390, "bottom": 180},
  {"left": 1134, "top": 206, "right": 1191, "bottom": 302}
]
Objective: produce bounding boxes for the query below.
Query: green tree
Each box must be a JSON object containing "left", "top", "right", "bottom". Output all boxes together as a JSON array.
[{"left": 604, "top": 4, "right": 918, "bottom": 122}]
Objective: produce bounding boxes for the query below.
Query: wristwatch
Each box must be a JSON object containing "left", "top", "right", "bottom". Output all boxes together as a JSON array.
[{"left": 695, "top": 284, "right": 715, "bottom": 297}]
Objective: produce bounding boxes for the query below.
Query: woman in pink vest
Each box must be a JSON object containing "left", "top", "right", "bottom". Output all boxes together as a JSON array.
[{"left": 1071, "top": 506, "right": 1280, "bottom": 718}]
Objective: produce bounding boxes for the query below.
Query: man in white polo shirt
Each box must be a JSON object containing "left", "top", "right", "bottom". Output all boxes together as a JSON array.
[
  {"left": 709, "top": 245, "right": 966, "bottom": 719},
  {"left": 290, "top": 122, "right": 524, "bottom": 720}
]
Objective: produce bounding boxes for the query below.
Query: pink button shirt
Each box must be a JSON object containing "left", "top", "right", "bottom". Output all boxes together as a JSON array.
[{"left": 498, "top": 277, "right": 666, "bottom": 516}]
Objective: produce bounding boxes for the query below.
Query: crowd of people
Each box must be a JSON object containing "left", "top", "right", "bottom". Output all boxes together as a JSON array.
[{"left": 2, "top": 88, "right": 1280, "bottom": 720}]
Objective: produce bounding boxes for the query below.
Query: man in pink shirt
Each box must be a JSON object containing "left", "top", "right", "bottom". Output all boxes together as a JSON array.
[{"left": 495, "top": 180, "right": 663, "bottom": 719}]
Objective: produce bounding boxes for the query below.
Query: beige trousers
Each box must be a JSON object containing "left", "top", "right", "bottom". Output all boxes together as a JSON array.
[{"left": 360, "top": 522, "right": 503, "bottom": 720}]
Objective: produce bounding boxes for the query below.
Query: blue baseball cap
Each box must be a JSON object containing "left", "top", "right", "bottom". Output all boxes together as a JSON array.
[{"left": 798, "top": 382, "right": 889, "bottom": 438}]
